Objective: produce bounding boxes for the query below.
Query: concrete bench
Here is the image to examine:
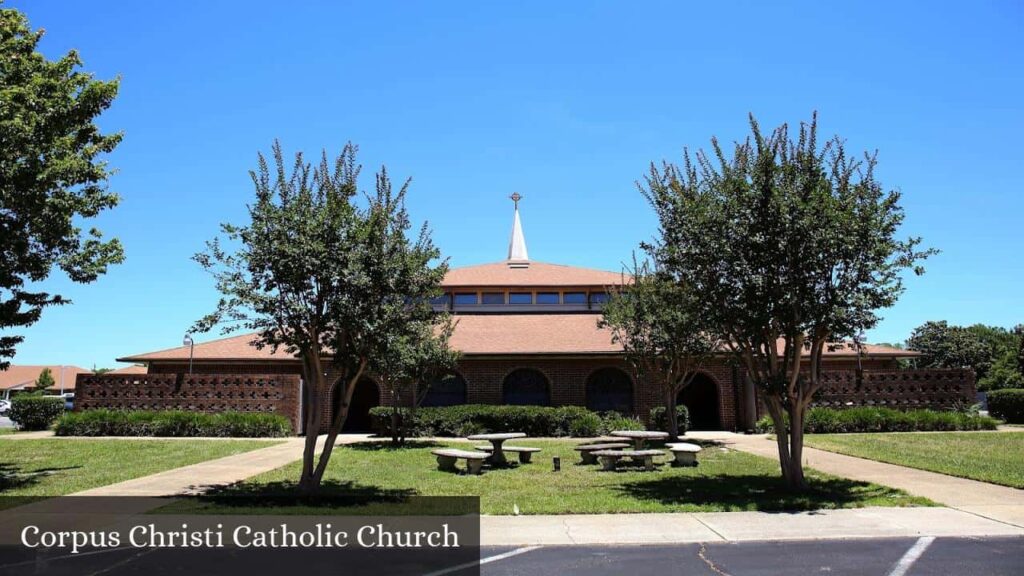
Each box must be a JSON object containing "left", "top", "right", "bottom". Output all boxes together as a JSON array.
[
  {"left": 665, "top": 442, "right": 702, "bottom": 466},
  {"left": 574, "top": 442, "right": 631, "bottom": 464},
  {"left": 592, "top": 449, "right": 665, "bottom": 471},
  {"left": 473, "top": 445, "right": 542, "bottom": 464},
  {"left": 432, "top": 449, "right": 489, "bottom": 475}
]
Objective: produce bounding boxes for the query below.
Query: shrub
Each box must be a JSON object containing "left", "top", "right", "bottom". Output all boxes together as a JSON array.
[
  {"left": 599, "top": 413, "right": 646, "bottom": 434},
  {"left": 54, "top": 410, "right": 292, "bottom": 437},
  {"left": 648, "top": 405, "right": 690, "bottom": 434},
  {"left": 9, "top": 394, "right": 64, "bottom": 431},
  {"left": 988, "top": 389, "right": 1024, "bottom": 423},
  {"left": 754, "top": 406, "right": 999, "bottom": 434},
  {"left": 368, "top": 404, "right": 629, "bottom": 438}
]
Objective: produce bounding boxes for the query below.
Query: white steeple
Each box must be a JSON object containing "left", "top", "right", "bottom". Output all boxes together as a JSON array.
[{"left": 507, "top": 192, "right": 529, "bottom": 265}]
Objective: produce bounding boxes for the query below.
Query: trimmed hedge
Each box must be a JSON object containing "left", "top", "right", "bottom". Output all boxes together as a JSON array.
[
  {"left": 54, "top": 409, "right": 292, "bottom": 437},
  {"left": 649, "top": 405, "right": 690, "bottom": 434},
  {"left": 754, "top": 406, "right": 999, "bottom": 434},
  {"left": 369, "top": 405, "right": 645, "bottom": 438},
  {"left": 9, "top": 395, "right": 64, "bottom": 431},
  {"left": 988, "top": 389, "right": 1024, "bottom": 424}
]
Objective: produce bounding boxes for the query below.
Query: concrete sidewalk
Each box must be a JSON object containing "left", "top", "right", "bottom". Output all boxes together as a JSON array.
[
  {"left": 73, "top": 434, "right": 371, "bottom": 496},
  {"left": 479, "top": 506, "right": 1024, "bottom": 545},
  {"left": 709, "top": 432, "right": 1024, "bottom": 529}
]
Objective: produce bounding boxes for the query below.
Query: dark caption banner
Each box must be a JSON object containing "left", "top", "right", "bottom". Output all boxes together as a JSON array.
[{"left": 0, "top": 496, "right": 480, "bottom": 576}]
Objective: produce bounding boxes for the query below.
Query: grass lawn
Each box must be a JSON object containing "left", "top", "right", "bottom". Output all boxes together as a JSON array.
[
  {"left": 0, "top": 428, "right": 14, "bottom": 435},
  {"left": 805, "top": 431, "right": 1024, "bottom": 489},
  {"left": 0, "top": 438, "right": 280, "bottom": 507},
  {"left": 184, "top": 439, "right": 931, "bottom": 515}
]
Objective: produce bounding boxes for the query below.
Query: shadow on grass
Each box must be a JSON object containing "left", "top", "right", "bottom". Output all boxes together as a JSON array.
[
  {"left": 0, "top": 462, "right": 81, "bottom": 492},
  {"left": 615, "top": 473, "right": 912, "bottom": 512},
  {"left": 343, "top": 440, "right": 447, "bottom": 452},
  {"left": 193, "top": 479, "right": 419, "bottom": 509}
]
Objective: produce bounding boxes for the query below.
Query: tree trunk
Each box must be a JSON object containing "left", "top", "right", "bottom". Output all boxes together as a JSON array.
[
  {"left": 786, "top": 402, "right": 808, "bottom": 490},
  {"left": 390, "top": 407, "right": 401, "bottom": 446},
  {"left": 298, "top": 353, "right": 325, "bottom": 493},
  {"left": 665, "top": 388, "right": 679, "bottom": 441}
]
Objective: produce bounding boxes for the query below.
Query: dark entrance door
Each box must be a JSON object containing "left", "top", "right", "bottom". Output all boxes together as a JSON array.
[
  {"left": 677, "top": 373, "right": 721, "bottom": 430},
  {"left": 338, "top": 378, "right": 379, "bottom": 432}
]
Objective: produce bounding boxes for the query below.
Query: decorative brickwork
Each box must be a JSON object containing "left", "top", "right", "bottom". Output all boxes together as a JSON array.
[
  {"left": 74, "top": 373, "right": 302, "bottom": 432},
  {"left": 812, "top": 369, "right": 976, "bottom": 410}
]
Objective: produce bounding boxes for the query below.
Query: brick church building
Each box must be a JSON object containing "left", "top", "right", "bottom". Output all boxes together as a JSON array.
[{"left": 89, "top": 199, "right": 970, "bottom": 434}]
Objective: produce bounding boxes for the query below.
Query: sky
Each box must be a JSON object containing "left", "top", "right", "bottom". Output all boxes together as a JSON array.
[{"left": 7, "top": 0, "right": 1023, "bottom": 370}]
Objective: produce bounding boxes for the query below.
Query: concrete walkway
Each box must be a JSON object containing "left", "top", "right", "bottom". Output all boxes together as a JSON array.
[
  {"left": 73, "top": 434, "right": 371, "bottom": 496},
  {"left": 479, "top": 506, "right": 1024, "bottom": 545},
  {"left": 706, "top": 432, "right": 1024, "bottom": 529}
]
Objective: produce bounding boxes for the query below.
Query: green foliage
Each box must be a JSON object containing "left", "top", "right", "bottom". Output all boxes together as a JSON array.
[
  {"left": 191, "top": 140, "right": 447, "bottom": 489},
  {"left": 648, "top": 405, "right": 690, "bottom": 434},
  {"left": 754, "top": 407, "right": 998, "bottom": 434},
  {"left": 598, "top": 411, "right": 646, "bottom": 434},
  {"left": 987, "top": 389, "right": 1024, "bottom": 424},
  {"left": 908, "top": 321, "right": 994, "bottom": 375},
  {"left": 33, "top": 367, "right": 55, "bottom": 392},
  {"left": 979, "top": 354, "right": 1024, "bottom": 391},
  {"left": 54, "top": 410, "right": 292, "bottom": 437},
  {"left": 9, "top": 395, "right": 64, "bottom": 430},
  {"left": 640, "top": 113, "right": 936, "bottom": 488},
  {"left": 368, "top": 405, "right": 633, "bottom": 438},
  {"left": 0, "top": 7, "right": 124, "bottom": 368}
]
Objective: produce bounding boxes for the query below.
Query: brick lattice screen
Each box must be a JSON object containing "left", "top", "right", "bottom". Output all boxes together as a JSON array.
[
  {"left": 812, "top": 369, "right": 976, "bottom": 410},
  {"left": 74, "top": 373, "right": 301, "bottom": 432}
]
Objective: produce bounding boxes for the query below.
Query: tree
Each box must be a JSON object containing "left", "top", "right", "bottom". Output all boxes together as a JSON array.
[
  {"left": 907, "top": 321, "right": 993, "bottom": 375},
  {"left": 599, "top": 258, "right": 717, "bottom": 440},
  {"left": 642, "top": 113, "right": 934, "bottom": 489},
  {"left": 0, "top": 7, "right": 124, "bottom": 369},
  {"left": 32, "top": 367, "right": 54, "bottom": 392},
  {"left": 377, "top": 318, "right": 459, "bottom": 445},
  {"left": 193, "top": 141, "right": 447, "bottom": 492}
]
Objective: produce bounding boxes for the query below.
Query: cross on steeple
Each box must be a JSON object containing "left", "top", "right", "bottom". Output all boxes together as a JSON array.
[
  {"left": 507, "top": 193, "right": 529, "bottom": 263},
  {"left": 510, "top": 192, "right": 522, "bottom": 209}
]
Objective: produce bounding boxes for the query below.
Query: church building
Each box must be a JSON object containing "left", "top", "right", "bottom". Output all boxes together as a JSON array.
[{"left": 99, "top": 197, "right": 969, "bottom": 434}]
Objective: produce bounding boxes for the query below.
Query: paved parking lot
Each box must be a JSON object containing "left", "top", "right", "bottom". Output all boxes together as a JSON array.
[{"left": 472, "top": 536, "right": 1024, "bottom": 576}]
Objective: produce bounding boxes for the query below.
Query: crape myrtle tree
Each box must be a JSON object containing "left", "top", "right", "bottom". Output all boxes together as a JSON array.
[
  {"left": 599, "top": 257, "right": 717, "bottom": 440},
  {"left": 0, "top": 6, "right": 124, "bottom": 368},
  {"left": 377, "top": 318, "right": 459, "bottom": 445},
  {"left": 193, "top": 141, "right": 448, "bottom": 492},
  {"left": 642, "top": 113, "right": 935, "bottom": 489}
]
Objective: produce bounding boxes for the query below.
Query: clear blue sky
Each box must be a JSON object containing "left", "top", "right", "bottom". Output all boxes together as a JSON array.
[{"left": 9, "top": 0, "right": 1023, "bottom": 369}]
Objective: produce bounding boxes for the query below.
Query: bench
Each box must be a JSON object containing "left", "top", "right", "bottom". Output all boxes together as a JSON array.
[
  {"left": 665, "top": 442, "right": 702, "bottom": 466},
  {"left": 592, "top": 449, "right": 665, "bottom": 471},
  {"left": 473, "top": 445, "right": 542, "bottom": 464},
  {"left": 573, "top": 442, "right": 631, "bottom": 464},
  {"left": 431, "top": 449, "right": 490, "bottom": 474}
]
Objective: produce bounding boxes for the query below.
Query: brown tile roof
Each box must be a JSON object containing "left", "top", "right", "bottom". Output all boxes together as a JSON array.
[
  {"left": 118, "top": 317, "right": 916, "bottom": 361},
  {"left": 118, "top": 332, "right": 297, "bottom": 363},
  {"left": 108, "top": 365, "right": 148, "bottom": 374},
  {"left": 0, "top": 365, "right": 88, "bottom": 391},
  {"left": 443, "top": 261, "right": 628, "bottom": 287}
]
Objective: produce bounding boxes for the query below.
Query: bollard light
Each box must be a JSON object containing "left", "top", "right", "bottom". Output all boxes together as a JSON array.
[{"left": 552, "top": 456, "right": 561, "bottom": 472}]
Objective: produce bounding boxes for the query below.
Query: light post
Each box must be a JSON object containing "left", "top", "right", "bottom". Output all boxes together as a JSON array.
[{"left": 183, "top": 334, "right": 194, "bottom": 375}]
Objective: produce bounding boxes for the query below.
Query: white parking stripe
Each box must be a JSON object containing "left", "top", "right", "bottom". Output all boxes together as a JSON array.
[
  {"left": 887, "top": 536, "right": 936, "bottom": 576},
  {"left": 422, "top": 545, "right": 543, "bottom": 576}
]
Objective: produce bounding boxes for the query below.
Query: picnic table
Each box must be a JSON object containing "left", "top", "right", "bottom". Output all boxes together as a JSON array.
[
  {"left": 609, "top": 430, "right": 669, "bottom": 450},
  {"left": 466, "top": 432, "right": 526, "bottom": 465}
]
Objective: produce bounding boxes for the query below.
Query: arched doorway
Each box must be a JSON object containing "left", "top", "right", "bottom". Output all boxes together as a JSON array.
[
  {"left": 502, "top": 368, "right": 550, "bottom": 406},
  {"left": 420, "top": 372, "right": 468, "bottom": 407},
  {"left": 585, "top": 367, "right": 633, "bottom": 413},
  {"left": 676, "top": 373, "right": 721, "bottom": 430},
  {"left": 335, "top": 377, "right": 380, "bottom": 432}
]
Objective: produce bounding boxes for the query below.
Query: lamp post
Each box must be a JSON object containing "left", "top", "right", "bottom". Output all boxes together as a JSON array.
[{"left": 183, "top": 334, "right": 194, "bottom": 375}]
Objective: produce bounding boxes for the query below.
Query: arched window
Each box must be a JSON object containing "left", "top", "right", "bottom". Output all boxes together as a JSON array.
[
  {"left": 502, "top": 368, "right": 550, "bottom": 406},
  {"left": 585, "top": 367, "right": 634, "bottom": 413},
  {"left": 420, "top": 372, "right": 468, "bottom": 407}
]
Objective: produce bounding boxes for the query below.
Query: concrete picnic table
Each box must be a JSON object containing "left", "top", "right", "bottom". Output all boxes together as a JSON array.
[
  {"left": 609, "top": 430, "right": 669, "bottom": 450},
  {"left": 466, "top": 432, "right": 526, "bottom": 465}
]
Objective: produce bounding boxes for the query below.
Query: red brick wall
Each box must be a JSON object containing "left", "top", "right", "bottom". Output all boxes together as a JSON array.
[
  {"left": 813, "top": 368, "right": 976, "bottom": 410},
  {"left": 74, "top": 372, "right": 302, "bottom": 432}
]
